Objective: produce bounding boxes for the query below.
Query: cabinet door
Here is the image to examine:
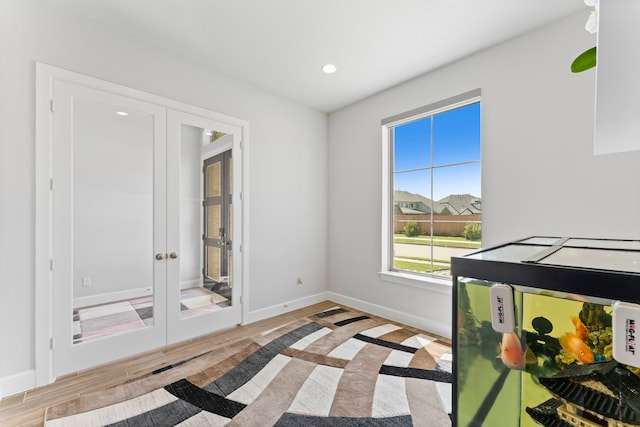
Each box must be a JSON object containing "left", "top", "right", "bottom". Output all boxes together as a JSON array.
[{"left": 595, "top": 0, "right": 640, "bottom": 154}]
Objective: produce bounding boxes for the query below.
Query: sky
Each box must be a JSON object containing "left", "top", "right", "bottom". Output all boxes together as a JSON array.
[{"left": 393, "top": 102, "right": 481, "bottom": 201}]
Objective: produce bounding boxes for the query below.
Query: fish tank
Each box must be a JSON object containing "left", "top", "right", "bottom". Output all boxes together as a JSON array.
[{"left": 451, "top": 237, "right": 640, "bottom": 427}]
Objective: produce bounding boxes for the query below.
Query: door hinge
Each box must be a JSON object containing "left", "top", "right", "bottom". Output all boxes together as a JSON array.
[
  {"left": 240, "top": 295, "right": 243, "bottom": 304},
  {"left": 239, "top": 244, "right": 243, "bottom": 253},
  {"left": 50, "top": 100, "right": 54, "bottom": 113},
  {"left": 50, "top": 337, "right": 55, "bottom": 350},
  {"left": 50, "top": 259, "right": 54, "bottom": 271},
  {"left": 50, "top": 178, "right": 54, "bottom": 191},
  {"left": 239, "top": 191, "right": 243, "bottom": 201},
  {"left": 240, "top": 140, "right": 243, "bottom": 150}
]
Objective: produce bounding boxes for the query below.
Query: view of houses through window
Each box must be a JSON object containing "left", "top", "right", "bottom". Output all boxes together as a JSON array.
[{"left": 390, "top": 97, "right": 481, "bottom": 278}]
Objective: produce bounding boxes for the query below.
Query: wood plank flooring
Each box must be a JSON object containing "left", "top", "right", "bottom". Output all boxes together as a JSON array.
[{"left": 0, "top": 301, "right": 451, "bottom": 427}]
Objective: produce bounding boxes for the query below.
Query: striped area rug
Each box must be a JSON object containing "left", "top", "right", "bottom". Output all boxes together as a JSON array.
[{"left": 45, "top": 306, "right": 452, "bottom": 426}]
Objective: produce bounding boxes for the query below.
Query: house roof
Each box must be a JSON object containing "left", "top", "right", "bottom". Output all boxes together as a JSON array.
[
  {"left": 394, "top": 191, "right": 480, "bottom": 215},
  {"left": 394, "top": 190, "right": 433, "bottom": 205},
  {"left": 393, "top": 191, "right": 448, "bottom": 215},
  {"left": 397, "top": 207, "right": 428, "bottom": 215},
  {"left": 437, "top": 194, "right": 481, "bottom": 215}
]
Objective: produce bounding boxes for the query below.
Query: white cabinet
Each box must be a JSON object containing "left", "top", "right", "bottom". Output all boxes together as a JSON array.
[{"left": 594, "top": 0, "right": 640, "bottom": 154}]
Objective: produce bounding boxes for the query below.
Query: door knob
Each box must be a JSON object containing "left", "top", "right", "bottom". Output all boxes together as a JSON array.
[
  {"left": 169, "top": 252, "right": 178, "bottom": 259},
  {"left": 155, "top": 253, "right": 165, "bottom": 260}
]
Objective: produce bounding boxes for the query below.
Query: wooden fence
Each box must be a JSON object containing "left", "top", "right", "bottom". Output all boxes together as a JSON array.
[{"left": 394, "top": 214, "right": 481, "bottom": 236}]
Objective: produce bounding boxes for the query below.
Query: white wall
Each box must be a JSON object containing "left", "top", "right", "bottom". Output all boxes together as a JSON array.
[
  {"left": 0, "top": 0, "right": 328, "bottom": 392},
  {"left": 327, "top": 12, "right": 640, "bottom": 338}
]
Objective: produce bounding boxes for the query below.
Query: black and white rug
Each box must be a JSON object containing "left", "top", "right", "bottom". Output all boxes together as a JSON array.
[{"left": 47, "top": 306, "right": 452, "bottom": 426}]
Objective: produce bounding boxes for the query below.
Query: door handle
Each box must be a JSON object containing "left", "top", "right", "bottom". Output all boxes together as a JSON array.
[
  {"left": 155, "top": 253, "right": 165, "bottom": 260},
  {"left": 169, "top": 252, "right": 178, "bottom": 259}
]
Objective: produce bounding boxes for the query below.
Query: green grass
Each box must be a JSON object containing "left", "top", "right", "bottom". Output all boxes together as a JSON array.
[
  {"left": 393, "top": 260, "right": 450, "bottom": 273},
  {"left": 393, "top": 234, "right": 481, "bottom": 249},
  {"left": 395, "top": 256, "right": 450, "bottom": 264}
]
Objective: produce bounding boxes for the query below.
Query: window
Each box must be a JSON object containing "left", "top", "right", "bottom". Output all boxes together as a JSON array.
[{"left": 381, "top": 90, "right": 481, "bottom": 283}]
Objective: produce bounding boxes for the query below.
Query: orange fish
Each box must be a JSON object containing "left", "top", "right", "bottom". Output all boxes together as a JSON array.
[
  {"left": 571, "top": 316, "right": 589, "bottom": 341},
  {"left": 499, "top": 332, "right": 536, "bottom": 370},
  {"left": 559, "top": 332, "right": 594, "bottom": 364}
]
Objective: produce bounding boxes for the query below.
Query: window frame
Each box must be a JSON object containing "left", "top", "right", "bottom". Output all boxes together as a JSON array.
[{"left": 380, "top": 89, "right": 481, "bottom": 291}]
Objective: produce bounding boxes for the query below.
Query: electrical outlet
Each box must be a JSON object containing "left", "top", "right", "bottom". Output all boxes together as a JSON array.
[
  {"left": 82, "top": 276, "right": 92, "bottom": 287},
  {"left": 296, "top": 277, "right": 303, "bottom": 287}
]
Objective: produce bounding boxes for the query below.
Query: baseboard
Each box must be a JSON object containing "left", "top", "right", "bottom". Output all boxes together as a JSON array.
[
  {"left": 243, "top": 291, "right": 451, "bottom": 339},
  {"left": 73, "top": 287, "right": 152, "bottom": 309},
  {"left": 180, "top": 279, "right": 202, "bottom": 290},
  {"left": 0, "top": 370, "right": 35, "bottom": 399},
  {"left": 326, "top": 291, "right": 452, "bottom": 339},
  {"left": 244, "top": 292, "right": 330, "bottom": 324}
]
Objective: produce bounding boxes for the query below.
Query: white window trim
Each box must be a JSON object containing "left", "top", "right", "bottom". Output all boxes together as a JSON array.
[{"left": 380, "top": 89, "right": 481, "bottom": 291}]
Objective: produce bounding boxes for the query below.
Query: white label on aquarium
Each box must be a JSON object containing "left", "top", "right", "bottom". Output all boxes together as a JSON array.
[
  {"left": 613, "top": 301, "right": 640, "bottom": 368},
  {"left": 490, "top": 284, "right": 515, "bottom": 333}
]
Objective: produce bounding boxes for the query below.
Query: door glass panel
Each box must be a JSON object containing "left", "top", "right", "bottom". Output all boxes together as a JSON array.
[
  {"left": 72, "top": 97, "right": 154, "bottom": 344},
  {"left": 179, "top": 124, "right": 233, "bottom": 319},
  {"left": 228, "top": 157, "right": 233, "bottom": 193},
  {"left": 228, "top": 205, "right": 233, "bottom": 249},
  {"left": 206, "top": 162, "right": 221, "bottom": 197},
  {"left": 206, "top": 246, "right": 221, "bottom": 280},
  {"left": 206, "top": 205, "right": 221, "bottom": 238},
  {"left": 206, "top": 130, "right": 227, "bottom": 144}
]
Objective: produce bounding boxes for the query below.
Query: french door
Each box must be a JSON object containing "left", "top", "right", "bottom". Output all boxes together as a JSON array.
[
  {"left": 49, "top": 81, "right": 242, "bottom": 377},
  {"left": 166, "top": 110, "right": 242, "bottom": 344}
]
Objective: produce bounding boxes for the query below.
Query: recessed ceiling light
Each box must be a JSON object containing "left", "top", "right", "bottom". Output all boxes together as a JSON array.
[
  {"left": 322, "top": 64, "right": 337, "bottom": 74},
  {"left": 115, "top": 111, "right": 129, "bottom": 116}
]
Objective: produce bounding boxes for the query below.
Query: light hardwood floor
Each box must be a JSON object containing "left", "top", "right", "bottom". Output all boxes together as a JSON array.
[{"left": 0, "top": 301, "right": 451, "bottom": 426}]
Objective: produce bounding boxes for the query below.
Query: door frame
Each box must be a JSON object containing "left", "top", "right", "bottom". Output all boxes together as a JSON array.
[
  {"left": 35, "top": 63, "right": 250, "bottom": 386},
  {"left": 202, "top": 151, "right": 232, "bottom": 281}
]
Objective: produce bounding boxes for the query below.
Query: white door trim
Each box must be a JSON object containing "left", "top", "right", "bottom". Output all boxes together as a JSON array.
[{"left": 35, "top": 63, "right": 250, "bottom": 386}]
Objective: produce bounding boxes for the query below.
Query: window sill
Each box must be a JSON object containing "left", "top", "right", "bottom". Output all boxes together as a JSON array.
[{"left": 378, "top": 271, "right": 452, "bottom": 294}]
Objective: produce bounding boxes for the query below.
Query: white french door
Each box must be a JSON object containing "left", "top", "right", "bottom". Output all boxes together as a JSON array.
[
  {"left": 48, "top": 81, "right": 243, "bottom": 378},
  {"left": 51, "top": 81, "right": 168, "bottom": 376},
  {"left": 166, "top": 110, "right": 243, "bottom": 344}
]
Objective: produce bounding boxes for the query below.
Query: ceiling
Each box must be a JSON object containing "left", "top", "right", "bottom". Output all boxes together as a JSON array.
[{"left": 49, "top": 0, "right": 586, "bottom": 113}]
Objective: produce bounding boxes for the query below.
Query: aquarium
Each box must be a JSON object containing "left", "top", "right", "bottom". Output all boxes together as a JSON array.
[{"left": 451, "top": 237, "right": 640, "bottom": 427}]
